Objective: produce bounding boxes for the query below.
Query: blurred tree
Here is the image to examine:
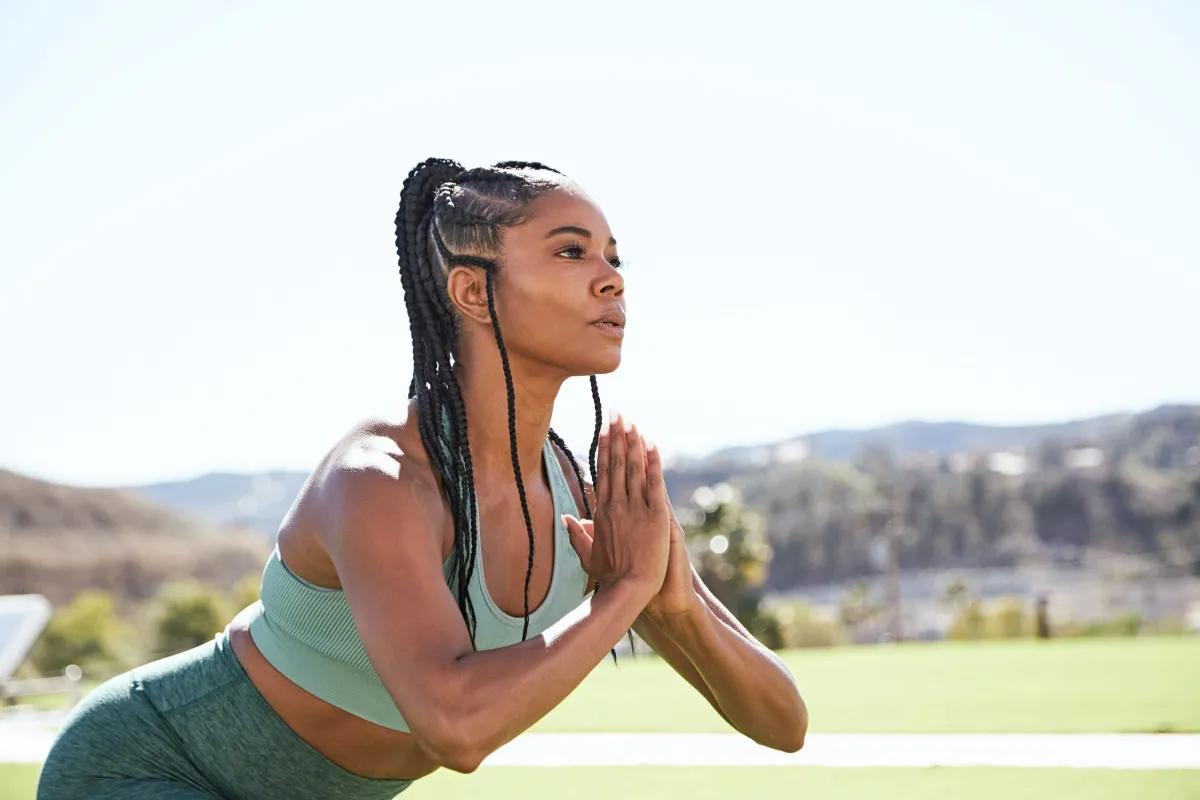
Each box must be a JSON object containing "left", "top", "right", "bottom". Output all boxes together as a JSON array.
[
  {"left": 29, "top": 589, "right": 132, "bottom": 675},
  {"left": 939, "top": 575, "right": 972, "bottom": 612},
  {"left": 947, "top": 598, "right": 987, "bottom": 639},
  {"left": 231, "top": 572, "right": 261, "bottom": 612},
  {"left": 772, "top": 600, "right": 846, "bottom": 648},
  {"left": 684, "top": 483, "right": 779, "bottom": 647},
  {"left": 985, "top": 597, "right": 1030, "bottom": 638},
  {"left": 837, "top": 580, "right": 884, "bottom": 641},
  {"left": 1035, "top": 594, "right": 1051, "bottom": 638},
  {"left": 152, "top": 580, "right": 234, "bottom": 657}
]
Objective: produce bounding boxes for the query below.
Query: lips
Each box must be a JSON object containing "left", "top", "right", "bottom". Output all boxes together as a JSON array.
[{"left": 591, "top": 310, "right": 626, "bottom": 328}]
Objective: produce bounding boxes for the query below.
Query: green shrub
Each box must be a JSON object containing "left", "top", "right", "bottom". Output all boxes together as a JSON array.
[
  {"left": 767, "top": 600, "right": 846, "bottom": 648},
  {"left": 29, "top": 590, "right": 134, "bottom": 675},
  {"left": 947, "top": 598, "right": 987, "bottom": 640},
  {"left": 984, "top": 597, "right": 1032, "bottom": 638},
  {"left": 151, "top": 580, "right": 235, "bottom": 657}
]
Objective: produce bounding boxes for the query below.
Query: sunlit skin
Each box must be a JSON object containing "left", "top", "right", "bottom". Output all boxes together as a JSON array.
[
  {"left": 439, "top": 182, "right": 626, "bottom": 511},
  {"left": 225, "top": 182, "right": 805, "bottom": 782}
]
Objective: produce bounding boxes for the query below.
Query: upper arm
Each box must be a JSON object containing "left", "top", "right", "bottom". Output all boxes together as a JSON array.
[{"left": 317, "top": 446, "right": 473, "bottom": 765}]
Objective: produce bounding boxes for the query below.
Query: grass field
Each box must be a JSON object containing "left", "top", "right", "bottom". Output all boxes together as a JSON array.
[
  {"left": 5, "top": 764, "right": 1199, "bottom": 800},
  {"left": 535, "top": 635, "right": 1200, "bottom": 733},
  {"left": 7, "top": 636, "right": 1197, "bottom": 798}
]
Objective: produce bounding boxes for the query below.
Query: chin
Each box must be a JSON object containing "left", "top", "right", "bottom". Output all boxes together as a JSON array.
[{"left": 580, "top": 350, "right": 622, "bottom": 376}]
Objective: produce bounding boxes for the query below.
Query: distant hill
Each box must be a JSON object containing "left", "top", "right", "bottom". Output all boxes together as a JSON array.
[
  {"left": 43, "top": 402, "right": 1197, "bottom": 593},
  {"left": 121, "top": 470, "right": 311, "bottom": 542},
  {"left": 678, "top": 407, "right": 1156, "bottom": 469},
  {"left": 0, "top": 468, "right": 269, "bottom": 608},
  {"left": 110, "top": 404, "right": 1200, "bottom": 542}
]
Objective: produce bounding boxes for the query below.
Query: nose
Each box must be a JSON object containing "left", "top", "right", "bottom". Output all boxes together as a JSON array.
[{"left": 593, "top": 259, "right": 624, "bottom": 297}]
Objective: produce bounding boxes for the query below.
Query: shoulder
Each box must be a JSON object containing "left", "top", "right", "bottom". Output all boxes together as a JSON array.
[{"left": 315, "top": 415, "right": 447, "bottom": 550}]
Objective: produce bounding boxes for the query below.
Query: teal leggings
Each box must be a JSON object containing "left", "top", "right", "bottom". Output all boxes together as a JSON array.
[{"left": 36, "top": 630, "right": 415, "bottom": 799}]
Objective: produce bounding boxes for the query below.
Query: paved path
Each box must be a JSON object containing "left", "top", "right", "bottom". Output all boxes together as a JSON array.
[
  {"left": 485, "top": 732, "right": 1200, "bottom": 770},
  {"left": 3, "top": 710, "right": 1197, "bottom": 769}
]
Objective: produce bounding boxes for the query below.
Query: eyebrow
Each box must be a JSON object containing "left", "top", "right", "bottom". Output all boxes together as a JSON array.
[{"left": 544, "top": 225, "right": 617, "bottom": 246}]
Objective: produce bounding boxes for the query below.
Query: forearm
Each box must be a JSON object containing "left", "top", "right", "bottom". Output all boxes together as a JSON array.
[
  {"left": 650, "top": 569, "right": 808, "bottom": 752},
  {"left": 631, "top": 609, "right": 734, "bottom": 728},
  {"left": 449, "top": 577, "right": 653, "bottom": 770}
]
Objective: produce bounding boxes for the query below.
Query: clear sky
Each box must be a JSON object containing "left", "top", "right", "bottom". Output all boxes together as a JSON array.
[{"left": 2, "top": 1, "right": 1197, "bottom": 487}]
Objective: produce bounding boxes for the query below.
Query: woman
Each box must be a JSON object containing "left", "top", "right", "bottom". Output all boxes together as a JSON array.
[{"left": 37, "top": 159, "right": 807, "bottom": 799}]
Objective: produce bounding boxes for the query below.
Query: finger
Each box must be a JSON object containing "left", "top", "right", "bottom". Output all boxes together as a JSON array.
[
  {"left": 644, "top": 438, "right": 667, "bottom": 511},
  {"left": 609, "top": 411, "right": 627, "bottom": 502},
  {"left": 562, "top": 514, "right": 593, "bottom": 572},
  {"left": 626, "top": 423, "right": 647, "bottom": 507},
  {"left": 596, "top": 412, "right": 611, "bottom": 504}
]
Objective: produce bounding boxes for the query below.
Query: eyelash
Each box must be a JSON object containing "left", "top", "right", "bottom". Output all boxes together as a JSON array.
[{"left": 558, "top": 241, "right": 624, "bottom": 269}]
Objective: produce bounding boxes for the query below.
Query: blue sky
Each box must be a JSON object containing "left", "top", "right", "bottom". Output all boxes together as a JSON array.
[{"left": 2, "top": 1, "right": 1197, "bottom": 486}]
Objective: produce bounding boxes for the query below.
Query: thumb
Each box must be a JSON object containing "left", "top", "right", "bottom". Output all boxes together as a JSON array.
[{"left": 562, "top": 514, "right": 593, "bottom": 568}]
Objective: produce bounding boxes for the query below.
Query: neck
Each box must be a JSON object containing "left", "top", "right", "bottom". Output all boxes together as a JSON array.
[{"left": 421, "top": 338, "right": 568, "bottom": 501}]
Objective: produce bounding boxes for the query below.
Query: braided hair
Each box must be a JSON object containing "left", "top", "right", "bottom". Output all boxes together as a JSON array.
[{"left": 395, "top": 157, "right": 635, "bottom": 665}]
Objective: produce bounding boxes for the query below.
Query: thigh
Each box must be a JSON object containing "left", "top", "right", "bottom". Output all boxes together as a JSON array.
[
  {"left": 36, "top": 668, "right": 222, "bottom": 799},
  {"left": 57, "top": 778, "right": 222, "bottom": 799}
]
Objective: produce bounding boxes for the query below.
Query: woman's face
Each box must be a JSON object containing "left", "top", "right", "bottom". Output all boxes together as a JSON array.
[{"left": 450, "top": 184, "right": 626, "bottom": 377}]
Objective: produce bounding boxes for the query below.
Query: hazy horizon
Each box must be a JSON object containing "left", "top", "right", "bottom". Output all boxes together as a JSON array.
[{"left": 5, "top": 399, "right": 1192, "bottom": 490}]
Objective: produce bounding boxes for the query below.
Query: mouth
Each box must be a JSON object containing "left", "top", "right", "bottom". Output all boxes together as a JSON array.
[
  {"left": 591, "top": 310, "right": 626, "bottom": 328},
  {"left": 590, "top": 310, "right": 626, "bottom": 338},
  {"left": 591, "top": 319, "right": 625, "bottom": 337}
]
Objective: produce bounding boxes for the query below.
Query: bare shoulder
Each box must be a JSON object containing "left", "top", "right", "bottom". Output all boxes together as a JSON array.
[
  {"left": 316, "top": 415, "right": 447, "bottom": 559},
  {"left": 304, "top": 415, "right": 477, "bottom": 759}
]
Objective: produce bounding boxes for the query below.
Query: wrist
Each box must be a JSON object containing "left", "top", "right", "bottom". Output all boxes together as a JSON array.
[
  {"left": 602, "top": 573, "right": 660, "bottom": 606},
  {"left": 642, "top": 590, "right": 705, "bottom": 630}
]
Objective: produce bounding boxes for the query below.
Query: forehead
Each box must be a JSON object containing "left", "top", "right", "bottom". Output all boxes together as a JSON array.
[{"left": 518, "top": 185, "right": 613, "bottom": 240}]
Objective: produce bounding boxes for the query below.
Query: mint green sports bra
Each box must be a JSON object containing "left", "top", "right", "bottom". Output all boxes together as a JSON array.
[{"left": 244, "top": 435, "right": 590, "bottom": 732}]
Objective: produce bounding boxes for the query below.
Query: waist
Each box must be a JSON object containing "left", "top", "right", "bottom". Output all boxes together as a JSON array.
[
  {"left": 228, "top": 606, "right": 441, "bottom": 780},
  {"left": 243, "top": 600, "right": 415, "bottom": 732}
]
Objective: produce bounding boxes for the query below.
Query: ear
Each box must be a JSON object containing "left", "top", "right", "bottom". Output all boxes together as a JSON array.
[{"left": 445, "top": 265, "right": 493, "bottom": 326}]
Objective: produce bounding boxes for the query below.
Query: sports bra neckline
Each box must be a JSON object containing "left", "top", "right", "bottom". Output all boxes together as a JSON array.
[{"left": 274, "top": 435, "right": 571, "bottom": 626}]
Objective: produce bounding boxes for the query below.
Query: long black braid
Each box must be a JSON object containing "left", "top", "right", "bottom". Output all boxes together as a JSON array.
[{"left": 395, "top": 157, "right": 635, "bottom": 665}]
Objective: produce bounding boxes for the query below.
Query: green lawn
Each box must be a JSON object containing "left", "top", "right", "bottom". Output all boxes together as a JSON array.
[
  {"left": 5, "top": 764, "right": 1199, "bottom": 800},
  {"left": 7, "top": 637, "right": 1198, "bottom": 798},
  {"left": 534, "top": 635, "right": 1200, "bottom": 733},
  {"left": 0, "top": 767, "right": 34, "bottom": 800}
]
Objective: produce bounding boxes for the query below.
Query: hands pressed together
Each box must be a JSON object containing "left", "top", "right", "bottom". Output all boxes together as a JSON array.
[{"left": 561, "top": 412, "right": 699, "bottom": 619}]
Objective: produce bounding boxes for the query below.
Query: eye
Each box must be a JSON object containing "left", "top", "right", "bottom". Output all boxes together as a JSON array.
[
  {"left": 557, "top": 242, "right": 586, "bottom": 260},
  {"left": 557, "top": 240, "right": 625, "bottom": 269}
]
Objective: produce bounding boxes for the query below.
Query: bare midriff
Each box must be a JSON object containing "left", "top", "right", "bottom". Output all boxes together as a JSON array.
[{"left": 226, "top": 605, "right": 440, "bottom": 781}]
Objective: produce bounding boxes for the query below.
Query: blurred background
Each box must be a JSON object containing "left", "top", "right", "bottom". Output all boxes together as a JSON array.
[{"left": 2, "top": 1, "right": 1198, "bottom": 798}]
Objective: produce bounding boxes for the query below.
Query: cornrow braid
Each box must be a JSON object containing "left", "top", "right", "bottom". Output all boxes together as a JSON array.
[{"left": 395, "top": 157, "right": 631, "bottom": 665}]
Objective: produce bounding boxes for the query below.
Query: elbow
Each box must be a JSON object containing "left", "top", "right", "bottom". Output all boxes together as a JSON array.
[
  {"left": 416, "top": 715, "right": 486, "bottom": 773},
  {"left": 413, "top": 673, "right": 489, "bottom": 773},
  {"left": 778, "top": 730, "right": 806, "bottom": 753},
  {"left": 405, "top": 663, "right": 488, "bottom": 773},
  {"left": 768, "top": 720, "right": 807, "bottom": 753},
  {"left": 766, "top": 698, "right": 808, "bottom": 753},
  {"left": 780, "top": 702, "right": 809, "bottom": 753}
]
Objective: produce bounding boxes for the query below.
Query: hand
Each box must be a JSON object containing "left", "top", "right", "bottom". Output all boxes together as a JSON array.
[
  {"left": 562, "top": 412, "right": 670, "bottom": 596},
  {"left": 642, "top": 493, "right": 700, "bottom": 619}
]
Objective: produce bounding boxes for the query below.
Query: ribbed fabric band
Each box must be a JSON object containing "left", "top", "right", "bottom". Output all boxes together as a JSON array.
[{"left": 247, "top": 435, "right": 588, "bottom": 731}]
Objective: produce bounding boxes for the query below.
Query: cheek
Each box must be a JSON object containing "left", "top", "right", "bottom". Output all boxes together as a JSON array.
[{"left": 501, "top": 279, "right": 579, "bottom": 343}]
